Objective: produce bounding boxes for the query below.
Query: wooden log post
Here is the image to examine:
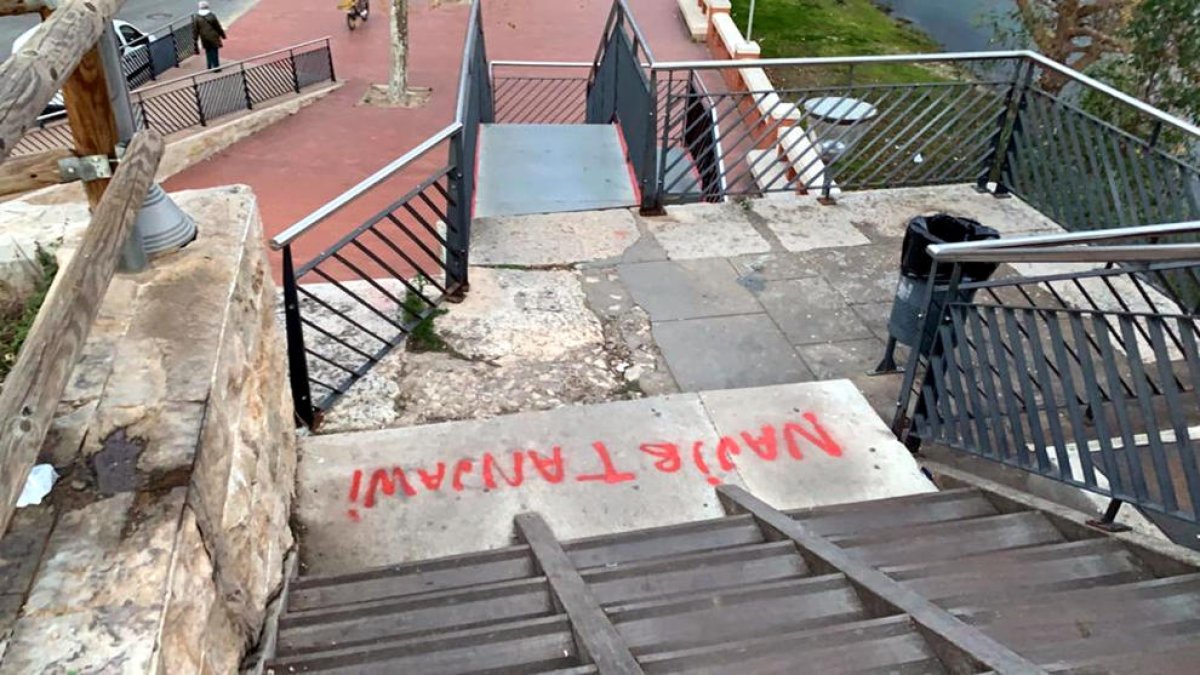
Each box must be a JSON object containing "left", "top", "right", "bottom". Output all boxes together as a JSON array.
[
  {"left": 0, "top": 147, "right": 74, "bottom": 197},
  {"left": 62, "top": 43, "right": 120, "bottom": 207},
  {"left": 0, "top": 0, "right": 124, "bottom": 163},
  {"left": 0, "top": 0, "right": 52, "bottom": 16},
  {"left": 0, "top": 129, "right": 163, "bottom": 538}
]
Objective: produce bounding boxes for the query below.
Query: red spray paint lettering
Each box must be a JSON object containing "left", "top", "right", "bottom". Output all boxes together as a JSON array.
[{"left": 344, "top": 413, "right": 847, "bottom": 519}]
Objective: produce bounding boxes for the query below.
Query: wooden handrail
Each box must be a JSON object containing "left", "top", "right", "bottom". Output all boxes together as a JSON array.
[
  {"left": 0, "top": 129, "right": 163, "bottom": 537},
  {"left": 0, "top": 0, "right": 125, "bottom": 162}
]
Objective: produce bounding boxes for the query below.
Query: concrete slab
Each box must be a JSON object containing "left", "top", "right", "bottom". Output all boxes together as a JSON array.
[
  {"left": 298, "top": 381, "right": 935, "bottom": 574},
  {"left": 470, "top": 209, "right": 639, "bottom": 266},
  {"left": 698, "top": 381, "right": 936, "bottom": 511},
  {"left": 653, "top": 314, "right": 814, "bottom": 391},
  {"left": 642, "top": 202, "right": 772, "bottom": 260},
  {"left": 813, "top": 184, "right": 1064, "bottom": 240},
  {"left": 795, "top": 337, "right": 886, "bottom": 380},
  {"left": 807, "top": 244, "right": 902, "bottom": 306},
  {"left": 752, "top": 277, "right": 876, "bottom": 346},
  {"left": 475, "top": 124, "right": 637, "bottom": 218},
  {"left": 619, "top": 259, "right": 759, "bottom": 321},
  {"left": 729, "top": 251, "right": 823, "bottom": 281},
  {"left": 750, "top": 199, "right": 873, "bottom": 252},
  {"left": 297, "top": 394, "right": 732, "bottom": 573}
]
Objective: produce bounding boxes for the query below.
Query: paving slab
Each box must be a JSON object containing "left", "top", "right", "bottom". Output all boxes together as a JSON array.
[
  {"left": 471, "top": 209, "right": 639, "bottom": 266},
  {"left": 749, "top": 199, "right": 873, "bottom": 252},
  {"left": 806, "top": 184, "right": 1065, "bottom": 240},
  {"left": 728, "top": 251, "right": 824, "bottom": 281},
  {"left": 619, "top": 259, "right": 759, "bottom": 322},
  {"left": 698, "top": 381, "right": 936, "bottom": 511},
  {"left": 652, "top": 314, "right": 814, "bottom": 391},
  {"left": 752, "top": 277, "right": 876, "bottom": 346},
  {"left": 298, "top": 381, "right": 935, "bottom": 574},
  {"left": 642, "top": 202, "right": 772, "bottom": 260},
  {"left": 795, "top": 338, "right": 886, "bottom": 380},
  {"left": 297, "top": 394, "right": 732, "bottom": 573},
  {"left": 808, "top": 244, "right": 902, "bottom": 306},
  {"left": 475, "top": 124, "right": 637, "bottom": 218}
]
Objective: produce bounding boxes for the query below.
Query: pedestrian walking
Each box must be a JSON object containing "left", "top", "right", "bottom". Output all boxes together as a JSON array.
[{"left": 194, "top": 1, "right": 228, "bottom": 70}]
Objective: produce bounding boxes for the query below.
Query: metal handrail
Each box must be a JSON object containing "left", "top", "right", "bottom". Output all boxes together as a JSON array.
[
  {"left": 270, "top": 122, "right": 462, "bottom": 249},
  {"left": 134, "top": 36, "right": 333, "bottom": 94},
  {"left": 650, "top": 50, "right": 1200, "bottom": 141},
  {"left": 927, "top": 221, "right": 1200, "bottom": 261},
  {"left": 926, "top": 245, "right": 1200, "bottom": 264},
  {"left": 616, "top": 0, "right": 655, "bottom": 64},
  {"left": 454, "top": 0, "right": 484, "bottom": 124}
]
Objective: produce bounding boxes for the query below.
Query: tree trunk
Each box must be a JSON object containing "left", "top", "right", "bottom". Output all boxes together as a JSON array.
[{"left": 388, "top": 0, "right": 408, "bottom": 103}]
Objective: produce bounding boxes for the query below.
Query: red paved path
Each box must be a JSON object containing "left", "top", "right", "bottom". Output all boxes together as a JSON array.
[{"left": 165, "top": 0, "right": 708, "bottom": 267}]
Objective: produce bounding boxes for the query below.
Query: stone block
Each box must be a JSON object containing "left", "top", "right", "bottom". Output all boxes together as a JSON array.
[
  {"left": 619, "top": 259, "right": 757, "bottom": 322},
  {"left": 652, "top": 314, "right": 814, "bottom": 391},
  {"left": 642, "top": 202, "right": 771, "bottom": 260},
  {"left": 752, "top": 277, "right": 876, "bottom": 345},
  {"left": 471, "top": 209, "right": 639, "bottom": 266}
]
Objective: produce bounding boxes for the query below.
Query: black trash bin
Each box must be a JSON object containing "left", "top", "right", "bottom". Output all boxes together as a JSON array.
[{"left": 873, "top": 214, "right": 1000, "bottom": 373}]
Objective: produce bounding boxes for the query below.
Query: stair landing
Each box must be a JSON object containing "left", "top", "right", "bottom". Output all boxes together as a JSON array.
[
  {"left": 475, "top": 124, "right": 639, "bottom": 218},
  {"left": 296, "top": 380, "right": 934, "bottom": 575}
]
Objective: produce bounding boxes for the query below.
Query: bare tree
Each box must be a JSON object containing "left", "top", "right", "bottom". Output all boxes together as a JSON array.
[
  {"left": 388, "top": 0, "right": 409, "bottom": 103},
  {"left": 1014, "top": 0, "right": 1131, "bottom": 91}
]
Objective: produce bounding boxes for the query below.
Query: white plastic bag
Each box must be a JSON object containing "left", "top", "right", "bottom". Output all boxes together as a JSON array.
[{"left": 16, "top": 464, "right": 57, "bottom": 507}]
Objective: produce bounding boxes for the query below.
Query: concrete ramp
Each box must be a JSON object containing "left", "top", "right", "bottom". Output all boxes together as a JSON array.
[
  {"left": 475, "top": 124, "right": 638, "bottom": 218},
  {"left": 296, "top": 380, "right": 933, "bottom": 574}
]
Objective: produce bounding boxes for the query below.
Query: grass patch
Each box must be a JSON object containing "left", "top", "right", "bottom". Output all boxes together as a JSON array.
[
  {"left": 402, "top": 283, "right": 449, "bottom": 353},
  {"left": 728, "top": 0, "right": 948, "bottom": 87},
  {"left": 1, "top": 246, "right": 58, "bottom": 382}
]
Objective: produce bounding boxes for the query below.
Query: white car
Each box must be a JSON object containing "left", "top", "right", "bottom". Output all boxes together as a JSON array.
[{"left": 14, "top": 19, "right": 154, "bottom": 118}]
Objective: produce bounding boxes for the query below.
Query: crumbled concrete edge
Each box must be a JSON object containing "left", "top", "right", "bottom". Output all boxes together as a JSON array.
[
  {"left": 10, "top": 82, "right": 343, "bottom": 207},
  {"left": 925, "top": 460, "right": 1200, "bottom": 576}
]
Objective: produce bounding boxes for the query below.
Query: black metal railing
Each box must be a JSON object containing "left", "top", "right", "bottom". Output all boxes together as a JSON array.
[
  {"left": 121, "top": 15, "right": 198, "bottom": 89},
  {"left": 636, "top": 52, "right": 1200, "bottom": 220},
  {"left": 892, "top": 224, "right": 1200, "bottom": 524},
  {"left": 492, "top": 61, "right": 589, "bottom": 124},
  {"left": 586, "top": 0, "right": 657, "bottom": 210},
  {"left": 11, "top": 38, "right": 335, "bottom": 156},
  {"left": 273, "top": 2, "right": 488, "bottom": 427}
]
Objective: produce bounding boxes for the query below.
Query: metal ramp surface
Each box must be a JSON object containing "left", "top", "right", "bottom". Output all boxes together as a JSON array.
[
  {"left": 475, "top": 124, "right": 638, "bottom": 218},
  {"left": 266, "top": 485, "right": 1200, "bottom": 673}
]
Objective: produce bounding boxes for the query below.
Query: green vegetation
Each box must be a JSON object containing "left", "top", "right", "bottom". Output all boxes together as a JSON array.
[
  {"left": 1, "top": 246, "right": 58, "bottom": 382},
  {"left": 402, "top": 283, "right": 448, "bottom": 353},
  {"left": 728, "top": 0, "right": 948, "bottom": 86}
]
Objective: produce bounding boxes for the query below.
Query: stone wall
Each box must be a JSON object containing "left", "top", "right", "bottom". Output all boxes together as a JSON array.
[{"left": 0, "top": 186, "right": 296, "bottom": 673}]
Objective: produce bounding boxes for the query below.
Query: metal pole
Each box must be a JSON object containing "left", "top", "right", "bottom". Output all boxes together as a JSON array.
[
  {"left": 746, "top": 0, "right": 757, "bottom": 42},
  {"left": 97, "top": 25, "right": 148, "bottom": 272},
  {"left": 281, "top": 246, "right": 317, "bottom": 428}
]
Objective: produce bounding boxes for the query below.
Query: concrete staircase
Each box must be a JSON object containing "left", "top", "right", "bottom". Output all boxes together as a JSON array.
[{"left": 264, "top": 485, "right": 1200, "bottom": 673}]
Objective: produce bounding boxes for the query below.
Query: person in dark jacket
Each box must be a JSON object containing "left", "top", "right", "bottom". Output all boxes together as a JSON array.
[{"left": 194, "top": 2, "right": 228, "bottom": 70}]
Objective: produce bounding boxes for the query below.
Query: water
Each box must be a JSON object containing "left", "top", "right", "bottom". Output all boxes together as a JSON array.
[{"left": 874, "top": 0, "right": 1026, "bottom": 53}]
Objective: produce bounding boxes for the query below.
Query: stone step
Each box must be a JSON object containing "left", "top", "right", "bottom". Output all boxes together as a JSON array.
[
  {"left": 584, "top": 540, "right": 809, "bottom": 606},
  {"left": 788, "top": 487, "right": 1000, "bottom": 536},
  {"left": 297, "top": 381, "right": 934, "bottom": 575},
  {"left": 564, "top": 513, "right": 766, "bottom": 569},
  {"left": 286, "top": 545, "right": 536, "bottom": 612},
  {"left": 638, "top": 615, "right": 946, "bottom": 674},
  {"left": 829, "top": 511, "right": 1066, "bottom": 567},
  {"left": 264, "top": 614, "right": 582, "bottom": 674},
  {"left": 276, "top": 576, "right": 553, "bottom": 657},
  {"left": 886, "top": 538, "right": 1152, "bottom": 608},
  {"left": 607, "top": 574, "right": 868, "bottom": 655}
]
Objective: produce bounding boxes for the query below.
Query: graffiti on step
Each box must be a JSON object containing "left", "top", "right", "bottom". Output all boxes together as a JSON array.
[{"left": 344, "top": 412, "right": 843, "bottom": 521}]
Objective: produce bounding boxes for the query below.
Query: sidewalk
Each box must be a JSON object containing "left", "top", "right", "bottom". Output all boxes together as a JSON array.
[{"left": 163, "top": 0, "right": 708, "bottom": 267}]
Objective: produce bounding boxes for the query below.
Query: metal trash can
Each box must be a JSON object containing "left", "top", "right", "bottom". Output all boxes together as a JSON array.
[{"left": 873, "top": 214, "right": 999, "bottom": 373}]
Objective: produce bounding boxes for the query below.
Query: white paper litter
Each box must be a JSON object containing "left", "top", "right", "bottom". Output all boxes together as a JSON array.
[{"left": 16, "top": 464, "right": 57, "bottom": 507}]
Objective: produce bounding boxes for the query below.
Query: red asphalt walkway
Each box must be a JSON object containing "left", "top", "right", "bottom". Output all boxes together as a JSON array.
[{"left": 165, "top": 0, "right": 709, "bottom": 267}]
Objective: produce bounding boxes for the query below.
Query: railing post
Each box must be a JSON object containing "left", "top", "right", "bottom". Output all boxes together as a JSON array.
[
  {"left": 193, "top": 78, "right": 207, "bottom": 126},
  {"left": 640, "top": 67, "right": 664, "bottom": 215},
  {"left": 326, "top": 39, "right": 336, "bottom": 82},
  {"left": 445, "top": 130, "right": 470, "bottom": 298},
  {"left": 281, "top": 245, "right": 316, "bottom": 428},
  {"left": 240, "top": 62, "right": 254, "bottom": 110},
  {"left": 1087, "top": 498, "right": 1133, "bottom": 533},
  {"left": 979, "top": 59, "right": 1033, "bottom": 198},
  {"left": 289, "top": 48, "right": 301, "bottom": 93}
]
